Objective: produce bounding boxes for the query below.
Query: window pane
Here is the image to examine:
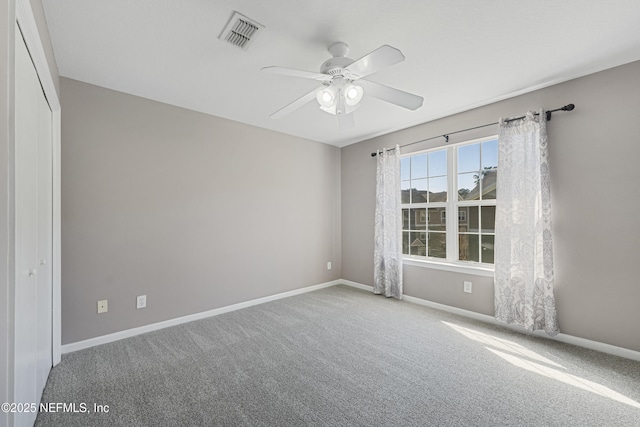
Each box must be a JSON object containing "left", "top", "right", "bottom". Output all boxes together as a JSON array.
[
  {"left": 457, "top": 207, "right": 466, "bottom": 224},
  {"left": 428, "top": 176, "right": 447, "bottom": 202},
  {"left": 428, "top": 149, "right": 447, "bottom": 177},
  {"left": 481, "top": 206, "right": 496, "bottom": 233},
  {"left": 400, "top": 157, "right": 410, "bottom": 181},
  {"left": 480, "top": 139, "right": 498, "bottom": 200},
  {"left": 481, "top": 235, "right": 495, "bottom": 264},
  {"left": 459, "top": 206, "right": 478, "bottom": 232},
  {"left": 482, "top": 139, "right": 498, "bottom": 169},
  {"left": 411, "top": 154, "right": 427, "bottom": 179},
  {"left": 401, "top": 180, "right": 411, "bottom": 204},
  {"left": 410, "top": 208, "right": 426, "bottom": 230},
  {"left": 457, "top": 173, "right": 479, "bottom": 200},
  {"left": 402, "top": 209, "right": 409, "bottom": 230},
  {"left": 468, "top": 206, "right": 479, "bottom": 232},
  {"left": 428, "top": 232, "right": 446, "bottom": 258},
  {"left": 410, "top": 232, "right": 426, "bottom": 256},
  {"left": 481, "top": 168, "right": 497, "bottom": 200},
  {"left": 459, "top": 234, "right": 480, "bottom": 262},
  {"left": 403, "top": 231, "right": 409, "bottom": 255},
  {"left": 411, "top": 179, "right": 428, "bottom": 203},
  {"left": 458, "top": 143, "right": 480, "bottom": 173},
  {"left": 428, "top": 208, "right": 446, "bottom": 231}
]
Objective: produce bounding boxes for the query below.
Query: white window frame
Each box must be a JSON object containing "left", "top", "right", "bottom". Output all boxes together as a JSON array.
[{"left": 401, "top": 135, "right": 497, "bottom": 276}]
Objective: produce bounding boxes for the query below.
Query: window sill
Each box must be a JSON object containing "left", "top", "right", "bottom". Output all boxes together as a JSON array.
[{"left": 402, "top": 257, "right": 495, "bottom": 277}]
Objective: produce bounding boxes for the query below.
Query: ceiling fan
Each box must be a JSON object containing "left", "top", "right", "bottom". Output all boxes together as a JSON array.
[{"left": 261, "top": 42, "right": 424, "bottom": 130}]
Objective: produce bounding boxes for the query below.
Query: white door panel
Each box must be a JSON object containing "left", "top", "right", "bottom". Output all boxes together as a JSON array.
[{"left": 15, "top": 23, "right": 53, "bottom": 427}]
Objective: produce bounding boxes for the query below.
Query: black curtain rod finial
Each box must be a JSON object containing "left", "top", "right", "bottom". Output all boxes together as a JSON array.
[{"left": 546, "top": 104, "right": 575, "bottom": 121}]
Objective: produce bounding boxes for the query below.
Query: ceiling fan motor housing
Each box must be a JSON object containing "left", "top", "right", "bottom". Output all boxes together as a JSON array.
[
  {"left": 321, "top": 42, "right": 356, "bottom": 78},
  {"left": 320, "top": 56, "right": 354, "bottom": 77}
]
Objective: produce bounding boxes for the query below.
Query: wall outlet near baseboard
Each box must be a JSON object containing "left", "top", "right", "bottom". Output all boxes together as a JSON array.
[
  {"left": 97, "top": 300, "right": 108, "bottom": 314},
  {"left": 463, "top": 281, "right": 472, "bottom": 293},
  {"left": 136, "top": 295, "right": 147, "bottom": 309},
  {"left": 327, "top": 261, "right": 332, "bottom": 270}
]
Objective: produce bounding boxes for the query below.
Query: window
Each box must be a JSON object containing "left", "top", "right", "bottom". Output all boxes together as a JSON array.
[{"left": 401, "top": 136, "right": 498, "bottom": 266}]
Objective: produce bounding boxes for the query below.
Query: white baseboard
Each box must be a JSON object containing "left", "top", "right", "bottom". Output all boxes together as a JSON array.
[
  {"left": 62, "top": 279, "right": 342, "bottom": 354},
  {"left": 63, "top": 278, "right": 640, "bottom": 362},
  {"left": 339, "top": 280, "right": 640, "bottom": 362},
  {"left": 339, "top": 279, "right": 374, "bottom": 292}
]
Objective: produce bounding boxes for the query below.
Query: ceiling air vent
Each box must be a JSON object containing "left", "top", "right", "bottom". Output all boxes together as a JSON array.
[{"left": 219, "top": 11, "right": 264, "bottom": 50}]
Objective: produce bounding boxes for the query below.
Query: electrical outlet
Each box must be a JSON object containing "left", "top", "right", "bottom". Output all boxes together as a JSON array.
[
  {"left": 97, "top": 300, "right": 108, "bottom": 314},
  {"left": 327, "top": 261, "right": 332, "bottom": 270},
  {"left": 463, "top": 281, "right": 472, "bottom": 294},
  {"left": 136, "top": 295, "right": 147, "bottom": 309}
]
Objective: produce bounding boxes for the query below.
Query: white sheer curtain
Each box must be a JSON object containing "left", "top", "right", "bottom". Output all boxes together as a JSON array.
[
  {"left": 373, "top": 145, "right": 403, "bottom": 299},
  {"left": 494, "top": 111, "right": 559, "bottom": 335}
]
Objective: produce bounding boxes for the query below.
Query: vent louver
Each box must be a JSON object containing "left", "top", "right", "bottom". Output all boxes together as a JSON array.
[{"left": 219, "top": 12, "right": 264, "bottom": 50}]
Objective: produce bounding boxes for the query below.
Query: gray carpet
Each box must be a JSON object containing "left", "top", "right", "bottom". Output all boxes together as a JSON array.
[{"left": 36, "top": 285, "right": 640, "bottom": 426}]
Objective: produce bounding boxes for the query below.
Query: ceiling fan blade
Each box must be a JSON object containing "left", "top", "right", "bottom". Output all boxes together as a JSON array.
[
  {"left": 337, "top": 112, "right": 355, "bottom": 130},
  {"left": 261, "top": 66, "right": 331, "bottom": 82},
  {"left": 270, "top": 88, "right": 319, "bottom": 119},
  {"left": 359, "top": 80, "right": 423, "bottom": 110},
  {"left": 345, "top": 45, "right": 405, "bottom": 79}
]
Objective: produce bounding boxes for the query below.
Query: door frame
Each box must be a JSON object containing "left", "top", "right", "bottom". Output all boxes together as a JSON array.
[{"left": 16, "top": 0, "right": 61, "bottom": 365}]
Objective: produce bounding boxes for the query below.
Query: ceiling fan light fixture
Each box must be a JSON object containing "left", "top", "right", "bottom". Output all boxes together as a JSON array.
[
  {"left": 344, "top": 84, "right": 364, "bottom": 106},
  {"left": 316, "top": 86, "right": 337, "bottom": 108},
  {"left": 319, "top": 104, "right": 337, "bottom": 115}
]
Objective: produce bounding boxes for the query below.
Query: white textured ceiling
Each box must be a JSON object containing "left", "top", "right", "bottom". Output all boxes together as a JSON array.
[{"left": 42, "top": 0, "right": 640, "bottom": 147}]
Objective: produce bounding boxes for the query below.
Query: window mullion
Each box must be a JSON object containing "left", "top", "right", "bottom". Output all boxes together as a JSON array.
[{"left": 446, "top": 146, "right": 457, "bottom": 262}]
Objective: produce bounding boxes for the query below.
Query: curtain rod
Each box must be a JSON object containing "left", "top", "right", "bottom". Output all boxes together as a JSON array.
[{"left": 370, "top": 104, "right": 575, "bottom": 157}]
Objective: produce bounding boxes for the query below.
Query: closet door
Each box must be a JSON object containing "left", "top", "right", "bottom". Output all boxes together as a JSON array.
[{"left": 14, "top": 23, "right": 53, "bottom": 427}]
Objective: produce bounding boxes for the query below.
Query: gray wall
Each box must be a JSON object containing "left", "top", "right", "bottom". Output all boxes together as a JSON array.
[
  {"left": 342, "top": 60, "right": 640, "bottom": 353},
  {"left": 60, "top": 78, "right": 341, "bottom": 344}
]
